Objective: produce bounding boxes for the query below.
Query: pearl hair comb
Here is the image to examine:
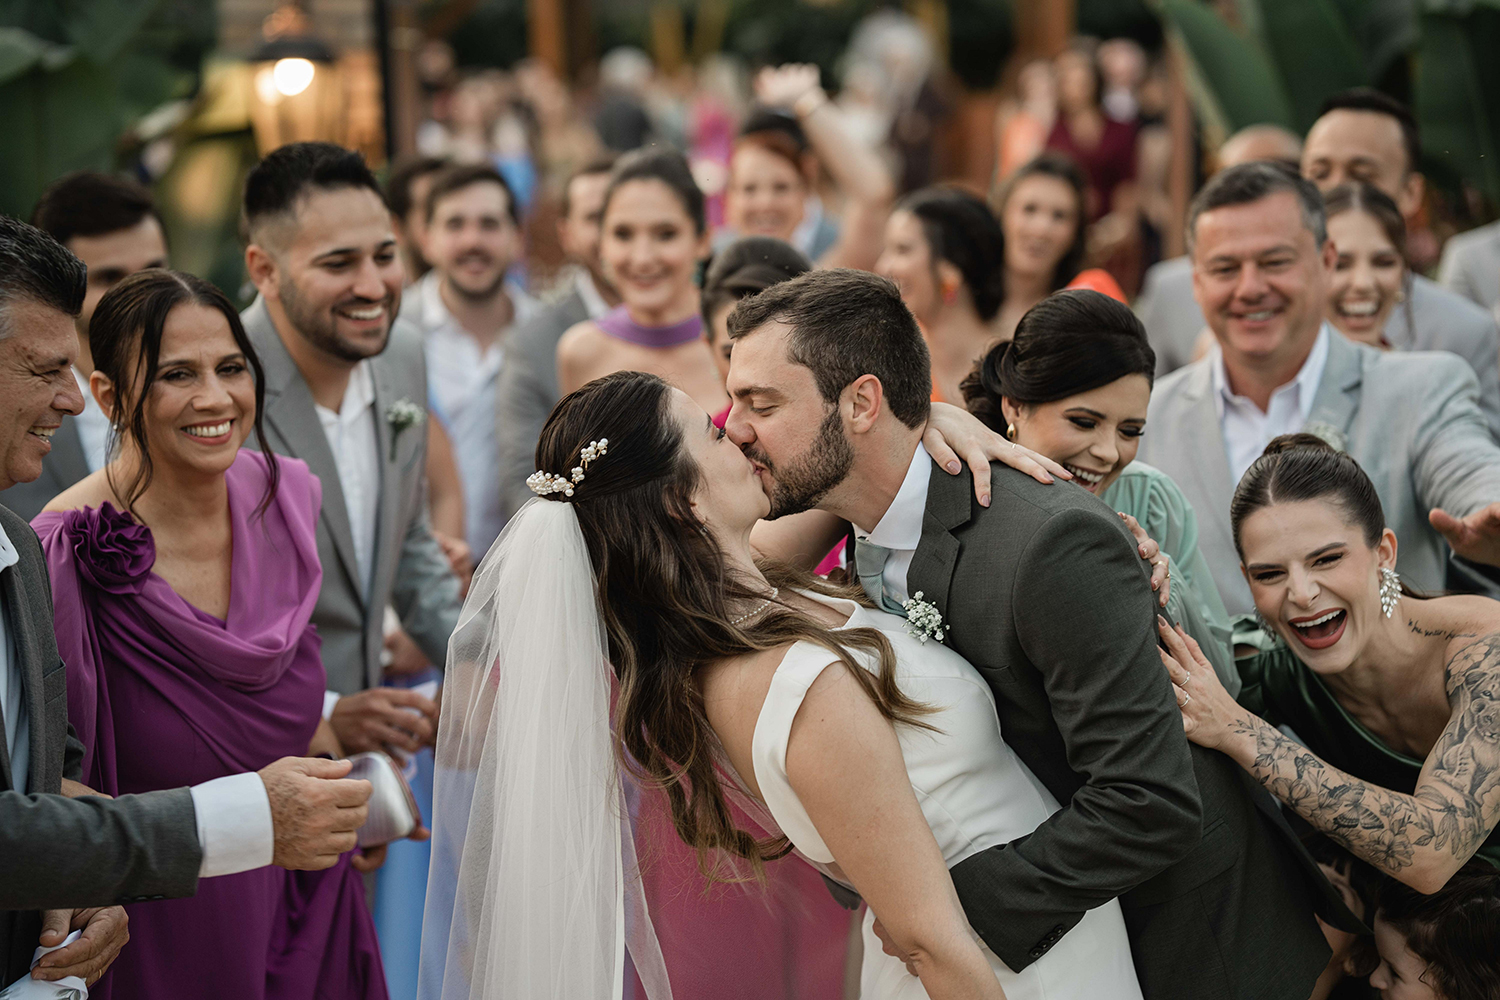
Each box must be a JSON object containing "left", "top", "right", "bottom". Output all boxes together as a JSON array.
[{"left": 527, "top": 438, "right": 610, "bottom": 498}]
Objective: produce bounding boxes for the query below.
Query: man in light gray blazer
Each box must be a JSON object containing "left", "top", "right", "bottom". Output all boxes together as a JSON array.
[
  {"left": 1439, "top": 218, "right": 1500, "bottom": 314},
  {"left": 0, "top": 216, "right": 370, "bottom": 988},
  {"left": 1138, "top": 163, "right": 1500, "bottom": 617},
  {"left": 495, "top": 158, "right": 618, "bottom": 524},
  {"left": 239, "top": 142, "right": 461, "bottom": 756}
]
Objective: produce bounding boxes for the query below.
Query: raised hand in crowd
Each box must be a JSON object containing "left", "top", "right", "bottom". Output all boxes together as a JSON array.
[{"left": 1430, "top": 502, "right": 1500, "bottom": 568}]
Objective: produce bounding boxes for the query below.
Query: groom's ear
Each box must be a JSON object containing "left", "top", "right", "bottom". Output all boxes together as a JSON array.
[{"left": 844, "top": 374, "right": 885, "bottom": 435}]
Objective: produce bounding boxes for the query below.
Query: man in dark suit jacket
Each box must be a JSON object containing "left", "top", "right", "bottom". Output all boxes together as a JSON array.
[
  {"left": 724, "top": 268, "right": 1356, "bottom": 999},
  {"left": 495, "top": 158, "right": 618, "bottom": 525},
  {"left": 0, "top": 217, "right": 372, "bottom": 988}
]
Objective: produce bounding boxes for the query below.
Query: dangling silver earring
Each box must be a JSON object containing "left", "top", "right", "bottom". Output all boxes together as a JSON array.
[{"left": 1380, "top": 567, "right": 1401, "bottom": 619}]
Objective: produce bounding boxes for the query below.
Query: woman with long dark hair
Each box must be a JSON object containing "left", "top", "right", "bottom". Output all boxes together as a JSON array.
[
  {"left": 34, "top": 270, "right": 386, "bottom": 999},
  {"left": 420, "top": 370, "right": 1142, "bottom": 1000},
  {"left": 1158, "top": 434, "right": 1500, "bottom": 894}
]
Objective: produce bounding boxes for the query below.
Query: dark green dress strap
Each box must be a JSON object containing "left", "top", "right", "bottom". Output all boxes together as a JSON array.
[{"left": 1235, "top": 622, "right": 1500, "bottom": 871}]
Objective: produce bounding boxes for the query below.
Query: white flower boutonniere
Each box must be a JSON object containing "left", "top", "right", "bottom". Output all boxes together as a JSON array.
[
  {"left": 901, "top": 591, "right": 947, "bottom": 644},
  {"left": 386, "top": 399, "right": 425, "bottom": 461}
]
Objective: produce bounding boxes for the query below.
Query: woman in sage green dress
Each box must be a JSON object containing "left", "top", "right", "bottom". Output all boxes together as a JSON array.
[
  {"left": 1158, "top": 434, "right": 1500, "bottom": 891},
  {"left": 961, "top": 288, "right": 1238, "bottom": 691}
]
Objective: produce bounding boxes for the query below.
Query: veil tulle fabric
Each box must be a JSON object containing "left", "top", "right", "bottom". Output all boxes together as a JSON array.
[{"left": 417, "top": 498, "right": 673, "bottom": 1000}]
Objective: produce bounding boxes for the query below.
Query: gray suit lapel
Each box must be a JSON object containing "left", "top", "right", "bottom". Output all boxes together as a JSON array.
[
  {"left": 1174, "top": 365, "right": 1238, "bottom": 569},
  {"left": 907, "top": 461, "right": 970, "bottom": 624},
  {"left": 369, "top": 358, "right": 402, "bottom": 599},
  {"left": 245, "top": 299, "right": 366, "bottom": 607},
  {"left": 1304, "top": 333, "right": 1363, "bottom": 448},
  {"left": 0, "top": 563, "right": 46, "bottom": 794}
]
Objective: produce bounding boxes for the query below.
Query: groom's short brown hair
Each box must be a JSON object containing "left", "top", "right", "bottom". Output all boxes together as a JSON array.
[{"left": 726, "top": 268, "right": 931, "bottom": 428}]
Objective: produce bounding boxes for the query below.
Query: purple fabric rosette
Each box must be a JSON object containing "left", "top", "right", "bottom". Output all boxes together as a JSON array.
[{"left": 65, "top": 501, "right": 155, "bottom": 594}]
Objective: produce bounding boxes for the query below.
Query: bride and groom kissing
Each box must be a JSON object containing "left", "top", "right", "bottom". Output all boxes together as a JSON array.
[{"left": 421, "top": 271, "right": 1357, "bottom": 1000}]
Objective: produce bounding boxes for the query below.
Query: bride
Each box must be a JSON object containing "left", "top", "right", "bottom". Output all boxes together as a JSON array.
[{"left": 418, "top": 371, "right": 1142, "bottom": 1000}]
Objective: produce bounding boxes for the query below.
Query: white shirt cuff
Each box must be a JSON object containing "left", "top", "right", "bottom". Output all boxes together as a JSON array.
[
  {"left": 190, "top": 772, "right": 275, "bottom": 878},
  {"left": 322, "top": 690, "right": 342, "bottom": 720}
]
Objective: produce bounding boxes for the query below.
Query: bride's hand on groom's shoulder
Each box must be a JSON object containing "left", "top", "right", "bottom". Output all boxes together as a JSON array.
[
  {"left": 1156, "top": 618, "right": 1248, "bottom": 750},
  {"left": 923, "top": 402, "right": 1072, "bottom": 508}
]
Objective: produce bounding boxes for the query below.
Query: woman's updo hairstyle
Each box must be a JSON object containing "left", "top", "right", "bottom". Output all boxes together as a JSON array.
[
  {"left": 897, "top": 185, "right": 1007, "bottom": 321},
  {"left": 1229, "top": 433, "right": 1387, "bottom": 559},
  {"left": 960, "top": 288, "right": 1154, "bottom": 432},
  {"left": 700, "top": 236, "right": 812, "bottom": 339},
  {"left": 601, "top": 146, "right": 707, "bottom": 235}
]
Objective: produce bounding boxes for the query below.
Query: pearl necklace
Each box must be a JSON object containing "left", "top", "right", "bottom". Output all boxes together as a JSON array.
[{"left": 730, "top": 588, "right": 780, "bottom": 626}]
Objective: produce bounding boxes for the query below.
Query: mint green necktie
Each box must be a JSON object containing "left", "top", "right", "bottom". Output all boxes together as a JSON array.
[{"left": 854, "top": 537, "right": 907, "bottom": 615}]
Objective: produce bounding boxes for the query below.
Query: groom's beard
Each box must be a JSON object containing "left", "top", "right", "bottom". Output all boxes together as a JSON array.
[{"left": 747, "top": 407, "right": 854, "bottom": 519}]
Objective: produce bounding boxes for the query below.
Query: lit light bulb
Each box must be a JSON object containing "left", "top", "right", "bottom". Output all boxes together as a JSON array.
[{"left": 272, "top": 57, "right": 316, "bottom": 97}]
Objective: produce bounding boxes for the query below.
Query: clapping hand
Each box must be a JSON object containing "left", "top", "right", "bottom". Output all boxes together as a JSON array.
[
  {"left": 31, "top": 906, "right": 128, "bottom": 985},
  {"left": 1120, "top": 512, "right": 1172, "bottom": 607},
  {"left": 923, "top": 401, "right": 1072, "bottom": 506},
  {"left": 1430, "top": 502, "right": 1500, "bottom": 568},
  {"left": 1157, "top": 618, "right": 1247, "bottom": 750}
]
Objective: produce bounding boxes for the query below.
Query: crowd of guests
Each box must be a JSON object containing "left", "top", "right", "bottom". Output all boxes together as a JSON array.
[{"left": 1, "top": 31, "right": 1499, "bottom": 1000}]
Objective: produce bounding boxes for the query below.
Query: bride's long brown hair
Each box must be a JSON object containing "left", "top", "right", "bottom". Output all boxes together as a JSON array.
[{"left": 536, "top": 370, "right": 931, "bottom": 881}]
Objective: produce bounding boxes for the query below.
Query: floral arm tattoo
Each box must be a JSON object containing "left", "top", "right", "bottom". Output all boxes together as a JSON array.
[{"left": 1227, "top": 634, "right": 1500, "bottom": 879}]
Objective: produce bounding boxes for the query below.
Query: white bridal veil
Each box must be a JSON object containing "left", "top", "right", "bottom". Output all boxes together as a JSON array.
[{"left": 418, "top": 498, "right": 673, "bottom": 1000}]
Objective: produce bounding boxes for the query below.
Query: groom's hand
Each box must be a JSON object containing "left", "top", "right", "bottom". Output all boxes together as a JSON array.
[{"left": 871, "top": 917, "right": 920, "bottom": 978}]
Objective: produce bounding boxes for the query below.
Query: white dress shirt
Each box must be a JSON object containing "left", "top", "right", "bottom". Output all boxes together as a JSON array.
[
  {"left": 852, "top": 443, "right": 933, "bottom": 605},
  {"left": 72, "top": 368, "right": 111, "bottom": 474},
  {"left": 575, "top": 269, "right": 613, "bottom": 321},
  {"left": 1211, "top": 324, "right": 1332, "bottom": 484},
  {"left": 315, "top": 361, "right": 380, "bottom": 597},
  {"left": 417, "top": 270, "right": 536, "bottom": 556},
  {"left": 0, "top": 519, "right": 272, "bottom": 877}
]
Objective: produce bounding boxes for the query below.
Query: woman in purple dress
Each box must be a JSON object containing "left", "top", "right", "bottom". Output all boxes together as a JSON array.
[{"left": 33, "top": 269, "right": 387, "bottom": 1000}]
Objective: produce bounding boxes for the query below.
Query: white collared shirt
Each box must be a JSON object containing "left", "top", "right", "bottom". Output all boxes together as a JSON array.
[
  {"left": 315, "top": 360, "right": 380, "bottom": 596},
  {"left": 0, "top": 520, "right": 29, "bottom": 795},
  {"left": 0, "top": 519, "right": 272, "bottom": 876},
  {"left": 575, "top": 269, "right": 613, "bottom": 321},
  {"left": 417, "top": 270, "right": 537, "bottom": 556},
  {"left": 72, "top": 368, "right": 111, "bottom": 474},
  {"left": 852, "top": 443, "right": 933, "bottom": 606},
  {"left": 1211, "top": 324, "right": 1332, "bottom": 484}
]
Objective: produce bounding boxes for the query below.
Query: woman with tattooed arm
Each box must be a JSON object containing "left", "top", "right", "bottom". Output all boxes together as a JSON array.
[{"left": 1157, "top": 434, "right": 1500, "bottom": 892}]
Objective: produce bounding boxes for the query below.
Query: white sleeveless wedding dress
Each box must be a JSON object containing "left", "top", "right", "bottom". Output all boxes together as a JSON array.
[{"left": 746, "top": 591, "right": 1143, "bottom": 1000}]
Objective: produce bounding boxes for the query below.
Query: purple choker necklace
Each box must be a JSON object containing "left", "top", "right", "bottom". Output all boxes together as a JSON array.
[{"left": 596, "top": 306, "right": 703, "bottom": 348}]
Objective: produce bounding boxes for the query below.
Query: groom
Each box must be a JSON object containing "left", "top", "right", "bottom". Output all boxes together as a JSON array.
[{"left": 725, "top": 270, "right": 1351, "bottom": 1000}]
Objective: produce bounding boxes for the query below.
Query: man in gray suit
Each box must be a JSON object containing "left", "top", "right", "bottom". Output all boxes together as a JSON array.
[
  {"left": 1439, "top": 218, "right": 1500, "bottom": 314},
  {"left": 726, "top": 268, "right": 1355, "bottom": 1000},
  {"left": 239, "top": 142, "right": 461, "bottom": 757},
  {"left": 1137, "top": 125, "right": 1304, "bottom": 376},
  {"left": 495, "top": 157, "right": 618, "bottom": 525},
  {"left": 0, "top": 216, "right": 371, "bottom": 988},
  {"left": 0, "top": 172, "right": 168, "bottom": 521},
  {"left": 1138, "top": 163, "right": 1500, "bottom": 616}
]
